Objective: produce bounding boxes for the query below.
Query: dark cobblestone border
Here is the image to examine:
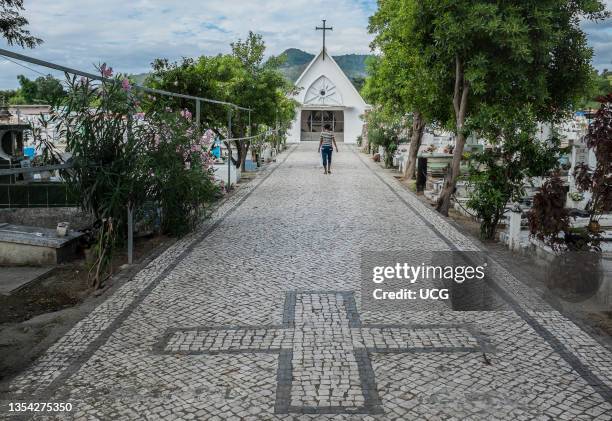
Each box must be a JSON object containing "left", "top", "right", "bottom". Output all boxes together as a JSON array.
[
  {"left": 354, "top": 148, "right": 612, "bottom": 405},
  {"left": 32, "top": 146, "right": 299, "bottom": 401}
]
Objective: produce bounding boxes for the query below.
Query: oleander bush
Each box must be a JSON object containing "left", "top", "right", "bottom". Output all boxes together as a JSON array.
[{"left": 35, "top": 65, "right": 219, "bottom": 288}]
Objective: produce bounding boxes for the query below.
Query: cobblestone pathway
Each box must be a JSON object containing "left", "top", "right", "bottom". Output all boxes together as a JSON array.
[{"left": 4, "top": 143, "right": 612, "bottom": 420}]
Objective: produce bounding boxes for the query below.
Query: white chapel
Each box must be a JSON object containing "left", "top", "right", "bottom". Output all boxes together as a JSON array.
[{"left": 286, "top": 22, "right": 370, "bottom": 144}]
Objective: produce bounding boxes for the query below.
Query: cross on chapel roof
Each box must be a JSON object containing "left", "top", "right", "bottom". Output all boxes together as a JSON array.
[{"left": 316, "top": 19, "right": 333, "bottom": 60}]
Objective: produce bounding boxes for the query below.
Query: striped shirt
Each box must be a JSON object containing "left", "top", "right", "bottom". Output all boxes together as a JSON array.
[{"left": 321, "top": 131, "right": 334, "bottom": 148}]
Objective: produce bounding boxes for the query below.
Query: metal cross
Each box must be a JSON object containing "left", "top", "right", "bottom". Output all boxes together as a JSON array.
[
  {"left": 316, "top": 20, "right": 333, "bottom": 59},
  {"left": 154, "top": 291, "right": 490, "bottom": 415}
]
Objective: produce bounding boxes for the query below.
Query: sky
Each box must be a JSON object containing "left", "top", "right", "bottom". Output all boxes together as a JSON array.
[{"left": 0, "top": 0, "right": 610, "bottom": 89}]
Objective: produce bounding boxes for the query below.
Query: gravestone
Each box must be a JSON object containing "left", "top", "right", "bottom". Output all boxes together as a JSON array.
[{"left": 0, "top": 223, "right": 84, "bottom": 265}]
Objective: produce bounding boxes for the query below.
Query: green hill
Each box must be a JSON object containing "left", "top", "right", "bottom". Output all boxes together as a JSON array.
[
  {"left": 277, "top": 49, "right": 372, "bottom": 89},
  {"left": 130, "top": 48, "right": 373, "bottom": 91}
]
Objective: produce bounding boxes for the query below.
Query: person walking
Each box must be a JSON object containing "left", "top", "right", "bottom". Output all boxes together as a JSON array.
[{"left": 318, "top": 124, "right": 339, "bottom": 174}]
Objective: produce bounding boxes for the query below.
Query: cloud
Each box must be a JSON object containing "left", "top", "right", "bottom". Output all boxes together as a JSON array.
[
  {"left": 0, "top": 0, "right": 375, "bottom": 88},
  {"left": 0, "top": 0, "right": 610, "bottom": 88}
]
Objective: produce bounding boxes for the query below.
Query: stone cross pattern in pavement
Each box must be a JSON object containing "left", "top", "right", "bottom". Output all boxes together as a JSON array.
[{"left": 154, "top": 291, "right": 489, "bottom": 415}]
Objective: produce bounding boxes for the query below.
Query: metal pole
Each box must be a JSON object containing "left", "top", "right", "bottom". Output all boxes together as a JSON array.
[
  {"left": 0, "top": 48, "right": 253, "bottom": 112},
  {"left": 227, "top": 108, "right": 232, "bottom": 190},
  {"left": 195, "top": 99, "right": 200, "bottom": 127},
  {"left": 127, "top": 204, "right": 133, "bottom": 265},
  {"left": 127, "top": 94, "right": 134, "bottom": 265}
]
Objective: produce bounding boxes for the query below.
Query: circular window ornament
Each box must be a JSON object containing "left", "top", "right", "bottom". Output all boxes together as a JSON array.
[{"left": 304, "top": 76, "right": 342, "bottom": 105}]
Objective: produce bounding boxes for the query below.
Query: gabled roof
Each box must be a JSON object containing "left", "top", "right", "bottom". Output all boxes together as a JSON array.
[{"left": 294, "top": 48, "right": 368, "bottom": 107}]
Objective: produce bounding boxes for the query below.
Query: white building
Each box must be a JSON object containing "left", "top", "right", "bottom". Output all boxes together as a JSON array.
[{"left": 286, "top": 48, "right": 369, "bottom": 144}]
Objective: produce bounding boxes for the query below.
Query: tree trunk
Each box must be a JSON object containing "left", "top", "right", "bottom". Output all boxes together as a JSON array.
[
  {"left": 436, "top": 56, "right": 469, "bottom": 216},
  {"left": 361, "top": 124, "right": 369, "bottom": 153},
  {"left": 403, "top": 111, "right": 425, "bottom": 180},
  {"left": 240, "top": 140, "right": 250, "bottom": 171}
]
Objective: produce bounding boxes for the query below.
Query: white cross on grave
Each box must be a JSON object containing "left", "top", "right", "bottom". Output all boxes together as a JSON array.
[{"left": 154, "top": 291, "right": 491, "bottom": 415}]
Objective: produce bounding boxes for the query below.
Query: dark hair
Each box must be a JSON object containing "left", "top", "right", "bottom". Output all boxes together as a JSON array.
[{"left": 324, "top": 124, "right": 332, "bottom": 130}]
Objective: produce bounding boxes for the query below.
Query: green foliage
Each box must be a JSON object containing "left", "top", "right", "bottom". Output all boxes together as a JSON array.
[
  {"left": 16, "top": 74, "right": 66, "bottom": 104},
  {"left": 577, "top": 69, "right": 612, "bottom": 109},
  {"left": 365, "top": 107, "right": 408, "bottom": 168},
  {"left": 367, "top": 0, "right": 449, "bottom": 125},
  {"left": 7, "top": 94, "right": 25, "bottom": 104},
  {"left": 35, "top": 67, "right": 219, "bottom": 288},
  {"left": 368, "top": 0, "right": 607, "bottom": 215},
  {"left": 0, "top": 0, "right": 42, "bottom": 48},
  {"left": 145, "top": 32, "right": 297, "bottom": 169},
  {"left": 143, "top": 112, "right": 220, "bottom": 236},
  {"left": 466, "top": 111, "right": 565, "bottom": 239}
]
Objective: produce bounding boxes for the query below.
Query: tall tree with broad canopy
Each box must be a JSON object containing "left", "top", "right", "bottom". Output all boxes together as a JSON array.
[
  {"left": 229, "top": 31, "right": 297, "bottom": 170},
  {"left": 372, "top": 0, "right": 607, "bottom": 215},
  {"left": 145, "top": 32, "right": 296, "bottom": 170},
  {"left": 16, "top": 74, "right": 66, "bottom": 104},
  {"left": 367, "top": 0, "right": 449, "bottom": 180}
]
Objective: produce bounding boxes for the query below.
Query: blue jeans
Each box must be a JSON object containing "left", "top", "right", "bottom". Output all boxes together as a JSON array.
[{"left": 321, "top": 146, "right": 333, "bottom": 168}]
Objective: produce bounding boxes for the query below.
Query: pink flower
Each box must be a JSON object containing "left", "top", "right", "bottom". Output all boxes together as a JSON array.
[
  {"left": 101, "top": 63, "right": 113, "bottom": 78},
  {"left": 180, "top": 109, "right": 192, "bottom": 120},
  {"left": 135, "top": 112, "right": 145, "bottom": 120},
  {"left": 121, "top": 79, "right": 131, "bottom": 92},
  {"left": 201, "top": 129, "right": 214, "bottom": 144}
]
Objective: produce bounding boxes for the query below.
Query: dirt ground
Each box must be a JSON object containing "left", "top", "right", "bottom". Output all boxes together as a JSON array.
[{"left": 0, "top": 234, "right": 172, "bottom": 382}]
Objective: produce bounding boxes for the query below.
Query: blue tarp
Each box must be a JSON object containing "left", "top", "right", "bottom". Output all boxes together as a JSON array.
[{"left": 23, "top": 147, "right": 35, "bottom": 158}]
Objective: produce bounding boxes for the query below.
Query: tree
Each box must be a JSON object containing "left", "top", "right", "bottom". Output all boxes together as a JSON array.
[
  {"left": 572, "top": 93, "right": 612, "bottom": 240},
  {"left": 528, "top": 94, "right": 612, "bottom": 252},
  {"left": 229, "top": 31, "right": 296, "bottom": 170},
  {"left": 378, "top": 0, "right": 607, "bottom": 215},
  {"left": 145, "top": 54, "right": 239, "bottom": 133},
  {"left": 364, "top": 106, "right": 407, "bottom": 168},
  {"left": 367, "top": 0, "right": 448, "bottom": 181},
  {"left": 17, "top": 74, "right": 65, "bottom": 104},
  {"left": 466, "top": 109, "right": 565, "bottom": 239},
  {"left": 145, "top": 32, "right": 296, "bottom": 170},
  {"left": 577, "top": 69, "right": 612, "bottom": 110},
  {"left": 0, "top": 0, "right": 42, "bottom": 48},
  {"left": 35, "top": 68, "right": 219, "bottom": 288}
]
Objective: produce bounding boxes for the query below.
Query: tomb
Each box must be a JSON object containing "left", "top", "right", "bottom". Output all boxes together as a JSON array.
[
  {"left": 0, "top": 222, "right": 84, "bottom": 266},
  {"left": 0, "top": 103, "right": 30, "bottom": 184}
]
